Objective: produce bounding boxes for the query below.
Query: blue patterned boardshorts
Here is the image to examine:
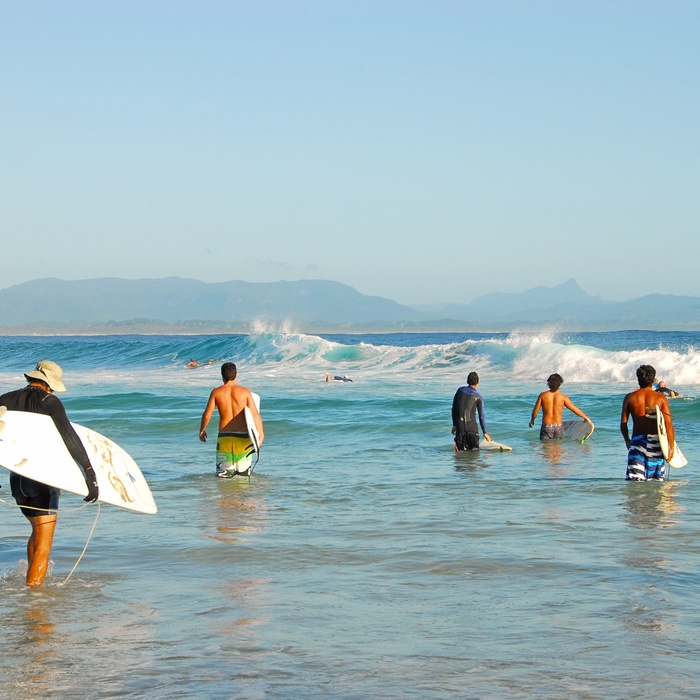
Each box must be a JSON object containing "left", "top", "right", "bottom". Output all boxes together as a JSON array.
[{"left": 626, "top": 434, "right": 665, "bottom": 481}]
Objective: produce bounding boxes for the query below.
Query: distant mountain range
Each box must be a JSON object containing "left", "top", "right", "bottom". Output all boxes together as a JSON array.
[{"left": 0, "top": 277, "right": 699, "bottom": 332}]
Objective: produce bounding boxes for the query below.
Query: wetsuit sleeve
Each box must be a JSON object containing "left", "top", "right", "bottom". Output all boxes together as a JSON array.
[
  {"left": 451, "top": 391, "right": 461, "bottom": 426},
  {"left": 44, "top": 395, "right": 93, "bottom": 473},
  {"left": 0, "top": 391, "right": 17, "bottom": 409},
  {"left": 477, "top": 396, "right": 487, "bottom": 435}
]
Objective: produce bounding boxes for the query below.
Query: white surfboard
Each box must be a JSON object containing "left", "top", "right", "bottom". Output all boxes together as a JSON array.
[
  {"left": 0, "top": 408, "right": 157, "bottom": 514},
  {"left": 656, "top": 406, "right": 687, "bottom": 469},
  {"left": 244, "top": 406, "right": 260, "bottom": 454},
  {"left": 480, "top": 439, "right": 513, "bottom": 452},
  {"left": 562, "top": 420, "right": 595, "bottom": 443}
]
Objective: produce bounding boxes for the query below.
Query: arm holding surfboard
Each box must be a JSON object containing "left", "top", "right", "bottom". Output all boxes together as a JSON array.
[
  {"left": 0, "top": 362, "right": 99, "bottom": 502},
  {"left": 40, "top": 396, "right": 100, "bottom": 502}
]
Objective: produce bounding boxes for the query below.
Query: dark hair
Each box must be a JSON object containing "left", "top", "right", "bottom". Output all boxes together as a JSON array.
[
  {"left": 636, "top": 364, "right": 656, "bottom": 388},
  {"left": 467, "top": 371, "right": 479, "bottom": 386},
  {"left": 221, "top": 362, "right": 238, "bottom": 381},
  {"left": 24, "top": 374, "right": 50, "bottom": 390},
  {"left": 547, "top": 373, "right": 563, "bottom": 391}
]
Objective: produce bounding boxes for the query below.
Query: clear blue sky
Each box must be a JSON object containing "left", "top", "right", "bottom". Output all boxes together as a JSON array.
[{"left": 2, "top": 1, "right": 698, "bottom": 305}]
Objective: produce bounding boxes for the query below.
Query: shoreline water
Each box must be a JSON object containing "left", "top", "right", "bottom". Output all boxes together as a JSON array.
[{"left": 1, "top": 330, "right": 699, "bottom": 698}]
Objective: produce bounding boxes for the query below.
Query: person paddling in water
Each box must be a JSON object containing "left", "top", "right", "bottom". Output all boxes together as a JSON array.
[
  {"left": 654, "top": 380, "right": 682, "bottom": 398},
  {"left": 621, "top": 364, "right": 674, "bottom": 481},
  {"left": 529, "top": 373, "right": 593, "bottom": 440}
]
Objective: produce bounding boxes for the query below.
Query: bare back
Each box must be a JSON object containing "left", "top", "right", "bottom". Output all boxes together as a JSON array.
[
  {"left": 620, "top": 384, "right": 674, "bottom": 459},
  {"left": 621, "top": 387, "right": 668, "bottom": 436},
  {"left": 211, "top": 382, "right": 251, "bottom": 432},
  {"left": 199, "top": 376, "right": 264, "bottom": 445},
  {"left": 531, "top": 389, "right": 590, "bottom": 425},
  {"left": 539, "top": 391, "right": 567, "bottom": 424}
]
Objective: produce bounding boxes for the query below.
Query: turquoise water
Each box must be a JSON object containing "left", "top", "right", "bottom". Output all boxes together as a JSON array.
[{"left": 1, "top": 331, "right": 699, "bottom": 698}]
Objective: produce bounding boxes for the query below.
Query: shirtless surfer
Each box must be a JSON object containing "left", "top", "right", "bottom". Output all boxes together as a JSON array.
[
  {"left": 621, "top": 364, "right": 674, "bottom": 481},
  {"left": 529, "top": 373, "right": 593, "bottom": 440},
  {"left": 199, "top": 362, "right": 264, "bottom": 477}
]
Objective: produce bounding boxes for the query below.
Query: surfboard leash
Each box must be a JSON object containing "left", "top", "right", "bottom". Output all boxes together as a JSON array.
[
  {"left": 61, "top": 501, "right": 101, "bottom": 585},
  {"left": 0, "top": 495, "right": 101, "bottom": 585},
  {"left": 0, "top": 495, "right": 95, "bottom": 515},
  {"left": 245, "top": 441, "right": 261, "bottom": 481}
]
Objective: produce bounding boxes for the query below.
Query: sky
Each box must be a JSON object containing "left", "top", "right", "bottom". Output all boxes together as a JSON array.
[{"left": 1, "top": 1, "right": 699, "bottom": 306}]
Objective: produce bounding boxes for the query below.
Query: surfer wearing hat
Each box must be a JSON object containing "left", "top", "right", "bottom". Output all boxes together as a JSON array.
[
  {"left": 199, "top": 362, "right": 264, "bottom": 477},
  {"left": 621, "top": 364, "right": 674, "bottom": 481},
  {"left": 0, "top": 360, "right": 99, "bottom": 587}
]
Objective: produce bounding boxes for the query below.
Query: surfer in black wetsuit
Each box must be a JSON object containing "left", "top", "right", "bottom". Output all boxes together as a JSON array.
[
  {"left": 0, "top": 360, "right": 98, "bottom": 587},
  {"left": 451, "top": 371, "right": 491, "bottom": 451}
]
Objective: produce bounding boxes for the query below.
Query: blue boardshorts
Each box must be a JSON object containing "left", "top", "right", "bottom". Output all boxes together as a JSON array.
[
  {"left": 10, "top": 473, "right": 60, "bottom": 517},
  {"left": 626, "top": 434, "right": 666, "bottom": 481}
]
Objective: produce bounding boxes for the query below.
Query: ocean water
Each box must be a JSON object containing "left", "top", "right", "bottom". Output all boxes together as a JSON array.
[{"left": 1, "top": 330, "right": 699, "bottom": 699}]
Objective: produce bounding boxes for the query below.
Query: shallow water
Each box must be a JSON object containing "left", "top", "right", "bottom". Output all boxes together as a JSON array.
[{"left": 1, "top": 331, "right": 699, "bottom": 698}]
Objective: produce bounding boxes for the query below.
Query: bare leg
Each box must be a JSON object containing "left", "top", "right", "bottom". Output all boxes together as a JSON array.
[{"left": 25, "top": 514, "right": 58, "bottom": 587}]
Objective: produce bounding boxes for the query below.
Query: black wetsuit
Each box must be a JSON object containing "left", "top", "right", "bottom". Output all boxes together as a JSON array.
[
  {"left": 452, "top": 385, "right": 487, "bottom": 451},
  {"left": 0, "top": 386, "right": 93, "bottom": 516}
]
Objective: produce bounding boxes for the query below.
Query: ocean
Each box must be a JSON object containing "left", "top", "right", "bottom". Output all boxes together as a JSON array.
[{"left": 1, "top": 330, "right": 699, "bottom": 699}]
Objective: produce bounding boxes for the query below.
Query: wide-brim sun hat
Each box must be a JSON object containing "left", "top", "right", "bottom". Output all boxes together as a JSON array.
[{"left": 24, "top": 360, "right": 67, "bottom": 392}]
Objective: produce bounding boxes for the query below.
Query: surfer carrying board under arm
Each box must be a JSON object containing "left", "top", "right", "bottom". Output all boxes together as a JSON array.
[
  {"left": 0, "top": 360, "right": 99, "bottom": 587},
  {"left": 199, "top": 362, "right": 264, "bottom": 477},
  {"left": 621, "top": 364, "right": 674, "bottom": 481},
  {"left": 529, "top": 373, "right": 593, "bottom": 440}
]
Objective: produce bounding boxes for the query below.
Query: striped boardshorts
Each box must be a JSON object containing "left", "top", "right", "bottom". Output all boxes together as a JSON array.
[{"left": 626, "top": 434, "right": 665, "bottom": 481}]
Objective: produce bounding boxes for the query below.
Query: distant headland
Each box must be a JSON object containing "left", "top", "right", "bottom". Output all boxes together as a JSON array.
[{"left": 1, "top": 277, "right": 699, "bottom": 334}]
